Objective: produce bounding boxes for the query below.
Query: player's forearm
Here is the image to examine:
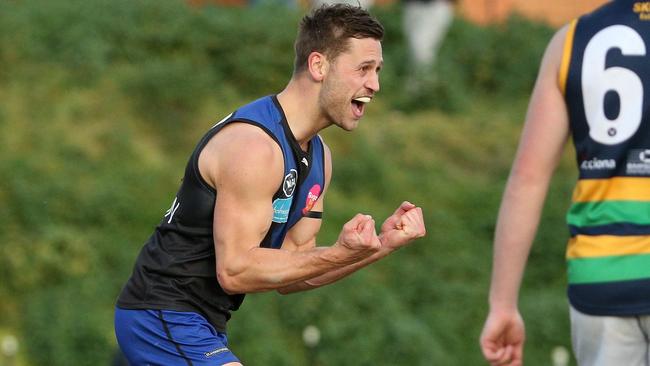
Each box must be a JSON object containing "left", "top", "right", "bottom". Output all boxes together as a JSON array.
[
  {"left": 489, "top": 236, "right": 532, "bottom": 311},
  {"left": 488, "top": 172, "right": 549, "bottom": 310},
  {"left": 217, "top": 244, "right": 374, "bottom": 294},
  {"left": 277, "top": 246, "right": 396, "bottom": 294}
]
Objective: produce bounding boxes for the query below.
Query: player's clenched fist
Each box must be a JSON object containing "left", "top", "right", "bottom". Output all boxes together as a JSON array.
[
  {"left": 379, "top": 201, "right": 426, "bottom": 249},
  {"left": 334, "top": 214, "right": 382, "bottom": 262}
]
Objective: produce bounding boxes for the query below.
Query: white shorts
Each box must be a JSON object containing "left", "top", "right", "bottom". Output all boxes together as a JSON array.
[{"left": 570, "top": 305, "right": 650, "bottom": 366}]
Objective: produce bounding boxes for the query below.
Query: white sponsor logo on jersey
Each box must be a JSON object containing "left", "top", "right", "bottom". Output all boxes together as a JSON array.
[
  {"left": 580, "top": 158, "right": 616, "bottom": 170},
  {"left": 164, "top": 197, "right": 180, "bottom": 224},
  {"left": 627, "top": 149, "right": 650, "bottom": 175}
]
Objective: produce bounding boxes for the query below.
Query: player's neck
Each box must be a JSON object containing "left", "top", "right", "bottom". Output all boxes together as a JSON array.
[{"left": 277, "top": 78, "right": 327, "bottom": 149}]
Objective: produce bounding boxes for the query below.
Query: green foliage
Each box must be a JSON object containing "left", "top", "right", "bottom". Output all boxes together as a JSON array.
[
  {"left": 24, "top": 284, "right": 113, "bottom": 366},
  {"left": 456, "top": 15, "right": 553, "bottom": 97},
  {"left": 0, "top": 1, "right": 575, "bottom": 365}
]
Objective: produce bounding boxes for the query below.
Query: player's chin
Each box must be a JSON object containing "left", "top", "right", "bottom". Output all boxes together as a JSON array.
[
  {"left": 347, "top": 120, "right": 361, "bottom": 131},
  {"left": 336, "top": 118, "right": 360, "bottom": 131}
]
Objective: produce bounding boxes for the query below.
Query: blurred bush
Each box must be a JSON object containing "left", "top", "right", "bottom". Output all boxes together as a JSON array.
[
  {"left": 0, "top": 1, "right": 571, "bottom": 365},
  {"left": 0, "top": 1, "right": 553, "bottom": 115}
]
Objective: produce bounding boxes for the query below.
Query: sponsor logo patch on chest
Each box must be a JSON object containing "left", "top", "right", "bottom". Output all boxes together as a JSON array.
[
  {"left": 272, "top": 197, "right": 293, "bottom": 223},
  {"left": 302, "top": 184, "right": 322, "bottom": 214},
  {"left": 627, "top": 149, "right": 650, "bottom": 175}
]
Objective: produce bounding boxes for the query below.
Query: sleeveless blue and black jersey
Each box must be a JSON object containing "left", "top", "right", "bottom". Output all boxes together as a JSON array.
[
  {"left": 560, "top": 0, "right": 650, "bottom": 315},
  {"left": 117, "top": 95, "right": 326, "bottom": 332}
]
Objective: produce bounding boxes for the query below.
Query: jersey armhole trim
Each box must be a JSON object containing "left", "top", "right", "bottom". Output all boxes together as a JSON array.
[
  {"left": 559, "top": 18, "right": 578, "bottom": 96},
  {"left": 317, "top": 134, "right": 326, "bottom": 188}
]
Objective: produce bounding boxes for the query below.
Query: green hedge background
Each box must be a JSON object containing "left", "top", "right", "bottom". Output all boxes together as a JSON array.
[{"left": 0, "top": 1, "right": 577, "bottom": 365}]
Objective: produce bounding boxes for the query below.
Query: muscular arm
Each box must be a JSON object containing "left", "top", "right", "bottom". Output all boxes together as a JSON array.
[
  {"left": 278, "top": 144, "right": 426, "bottom": 294},
  {"left": 277, "top": 218, "right": 420, "bottom": 294},
  {"left": 199, "top": 123, "right": 380, "bottom": 295},
  {"left": 480, "top": 25, "right": 572, "bottom": 366}
]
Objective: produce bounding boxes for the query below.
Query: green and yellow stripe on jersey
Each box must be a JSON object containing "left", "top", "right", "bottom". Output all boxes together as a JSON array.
[{"left": 566, "top": 177, "right": 650, "bottom": 285}]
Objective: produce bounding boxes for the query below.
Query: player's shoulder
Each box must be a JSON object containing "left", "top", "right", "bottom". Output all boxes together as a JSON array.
[
  {"left": 550, "top": 21, "right": 574, "bottom": 51},
  {"left": 538, "top": 20, "right": 576, "bottom": 71},
  {"left": 218, "top": 122, "right": 282, "bottom": 158},
  {"left": 213, "top": 122, "right": 284, "bottom": 190},
  {"left": 203, "top": 121, "right": 284, "bottom": 181}
]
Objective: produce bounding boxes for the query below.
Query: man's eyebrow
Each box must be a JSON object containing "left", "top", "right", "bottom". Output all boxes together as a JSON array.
[{"left": 359, "top": 60, "right": 384, "bottom": 68}]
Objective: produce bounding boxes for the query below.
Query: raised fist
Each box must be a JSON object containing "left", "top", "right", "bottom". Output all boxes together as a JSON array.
[
  {"left": 334, "top": 213, "right": 382, "bottom": 262},
  {"left": 379, "top": 201, "right": 426, "bottom": 249}
]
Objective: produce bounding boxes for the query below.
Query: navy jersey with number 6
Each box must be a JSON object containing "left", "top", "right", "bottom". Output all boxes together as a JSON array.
[
  {"left": 117, "top": 95, "right": 326, "bottom": 332},
  {"left": 560, "top": 0, "right": 650, "bottom": 315}
]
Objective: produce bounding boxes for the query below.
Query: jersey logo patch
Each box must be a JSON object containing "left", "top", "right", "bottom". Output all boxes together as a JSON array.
[
  {"left": 205, "top": 347, "right": 229, "bottom": 358},
  {"left": 302, "top": 184, "right": 321, "bottom": 214},
  {"left": 283, "top": 169, "right": 298, "bottom": 197},
  {"left": 272, "top": 197, "right": 293, "bottom": 223},
  {"left": 164, "top": 197, "right": 180, "bottom": 224},
  {"left": 627, "top": 149, "right": 650, "bottom": 175}
]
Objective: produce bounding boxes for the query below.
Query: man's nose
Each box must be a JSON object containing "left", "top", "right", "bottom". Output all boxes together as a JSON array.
[{"left": 365, "top": 71, "right": 380, "bottom": 93}]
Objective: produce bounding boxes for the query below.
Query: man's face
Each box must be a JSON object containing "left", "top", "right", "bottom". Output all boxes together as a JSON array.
[{"left": 319, "top": 37, "right": 383, "bottom": 131}]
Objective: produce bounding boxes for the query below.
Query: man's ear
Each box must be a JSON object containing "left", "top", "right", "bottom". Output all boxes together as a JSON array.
[{"left": 307, "top": 51, "right": 329, "bottom": 82}]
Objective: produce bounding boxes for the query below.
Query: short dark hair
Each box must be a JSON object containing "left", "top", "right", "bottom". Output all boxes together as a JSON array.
[{"left": 293, "top": 4, "right": 384, "bottom": 74}]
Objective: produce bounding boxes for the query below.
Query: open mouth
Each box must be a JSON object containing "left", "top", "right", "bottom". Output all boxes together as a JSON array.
[{"left": 351, "top": 96, "right": 371, "bottom": 118}]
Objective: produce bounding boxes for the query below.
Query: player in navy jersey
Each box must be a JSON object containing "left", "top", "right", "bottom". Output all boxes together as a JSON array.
[
  {"left": 114, "top": 4, "right": 426, "bottom": 366},
  {"left": 480, "top": 1, "right": 650, "bottom": 365}
]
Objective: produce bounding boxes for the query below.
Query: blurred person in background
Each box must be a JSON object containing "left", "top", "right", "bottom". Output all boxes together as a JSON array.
[
  {"left": 480, "top": 1, "right": 650, "bottom": 365},
  {"left": 114, "top": 4, "right": 426, "bottom": 366},
  {"left": 311, "top": 0, "right": 375, "bottom": 10},
  {"left": 402, "top": 0, "right": 455, "bottom": 85}
]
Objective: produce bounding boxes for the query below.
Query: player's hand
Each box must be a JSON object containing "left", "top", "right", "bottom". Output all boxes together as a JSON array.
[
  {"left": 379, "top": 201, "right": 426, "bottom": 249},
  {"left": 480, "top": 309, "right": 525, "bottom": 366},
  {"left": 334, "top": 214, "right": 382, "bottom": 261}
]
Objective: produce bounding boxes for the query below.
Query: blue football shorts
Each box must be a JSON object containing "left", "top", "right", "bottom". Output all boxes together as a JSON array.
[{"left": 114, "top": 307, "right": 240, "bottom": 365}]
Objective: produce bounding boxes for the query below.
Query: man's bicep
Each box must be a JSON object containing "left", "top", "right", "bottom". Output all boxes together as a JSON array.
[
  {"left": 283, "top": 209, "right": 323, "bottom": 252},
  {"left": 213, "top": 189, "right": 274, "bottom": 253},
  {"left": 208, "top": 127, "right": 284, "bottom": 262}
]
